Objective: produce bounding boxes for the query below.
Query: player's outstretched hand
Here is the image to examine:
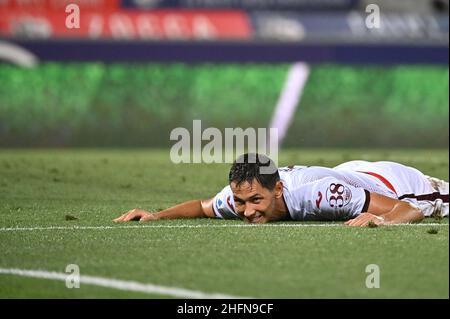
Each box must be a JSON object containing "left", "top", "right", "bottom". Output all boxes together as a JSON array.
[
  {"left": 113, "top": 208, "right": 159, "bottom": 223},
  {"left": 344, "top": 213, "right": 385, "bottom": 227}
]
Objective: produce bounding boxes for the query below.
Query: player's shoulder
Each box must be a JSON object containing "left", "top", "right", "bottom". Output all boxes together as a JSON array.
[
  {"left": 279, "top": 165, "right": 339, "bottom": 187},
  {"left": 278, "top": 165, "right": 309, "bottom": 180},
  {"left": 278, "top": 165, "right": 309, "bottom": 172},
  {"left": 287, "top": 175, "right": 344, "bottom": 192}
]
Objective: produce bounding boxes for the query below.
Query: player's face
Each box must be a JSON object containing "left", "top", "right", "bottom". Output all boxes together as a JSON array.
[{"left": 230, "top": 179, "right": 280, "bottom": 224}]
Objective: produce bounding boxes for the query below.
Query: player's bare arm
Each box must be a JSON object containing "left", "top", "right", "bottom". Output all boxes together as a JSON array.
[
  {"left": 345, "top": 193, "right": 424, "bottom": 227},
  {"left": 113, "top": 198, "right": 215, "bottom": 222}
]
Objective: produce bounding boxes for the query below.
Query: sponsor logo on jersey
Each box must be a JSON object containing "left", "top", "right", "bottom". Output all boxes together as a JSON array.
[
  {"left": 325, "top": 183, "right": 352, "bottom": 208},
  {"left": 315, "top": 191, "right": 323, "bottom": 209},
  {"left": 226, "top": 196, "right": 236, "bottom": 212}
]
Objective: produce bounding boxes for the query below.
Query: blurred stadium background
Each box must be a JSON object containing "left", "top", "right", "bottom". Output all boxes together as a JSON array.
[
  {"left": 0, "top": 0, "right": 449, "bottom": 301},
  {"left": 0, "top": 0, "right": 448, "bottom": 148}
]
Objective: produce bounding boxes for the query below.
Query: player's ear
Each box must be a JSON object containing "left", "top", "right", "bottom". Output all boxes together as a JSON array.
[{"left": 274, "top": 181, "right": 283, "bottom": 198}]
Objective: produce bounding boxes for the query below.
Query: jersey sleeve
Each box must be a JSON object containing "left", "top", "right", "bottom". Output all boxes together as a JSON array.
[
  {"left": 299, "top": 177, "right": 370, "bottom": 220},
  {"left": 212, "top": 186, "right": 241, "bottom": 219}
]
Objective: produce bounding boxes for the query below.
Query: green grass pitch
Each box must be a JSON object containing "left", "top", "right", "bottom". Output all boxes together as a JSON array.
[{"left": 0, "top": 149, "right": 448, "bottom": 298}]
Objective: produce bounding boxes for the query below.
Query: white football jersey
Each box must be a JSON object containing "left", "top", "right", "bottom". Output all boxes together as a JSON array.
[{"left": 212, "top": 161, "right": 445, "bottom": 221}]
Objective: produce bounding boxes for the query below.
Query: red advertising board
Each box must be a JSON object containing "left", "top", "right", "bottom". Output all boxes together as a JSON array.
[
  {"left": 0, "top": 9, "right": 252, "bottom": 39},
  {"left": 0, "top": 0, "right": 119, "bottom": 11}
]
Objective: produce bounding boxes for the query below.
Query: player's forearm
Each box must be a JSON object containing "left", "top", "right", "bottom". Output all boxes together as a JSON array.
[
  {"left": 380, "top": 202, "right": 424, "bottom": 224},
  {"left": 154, "top": 200, "right": 209, "bottom": 219}
]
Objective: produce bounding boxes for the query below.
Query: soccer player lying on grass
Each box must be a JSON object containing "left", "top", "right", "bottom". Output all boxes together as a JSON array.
[{"left": 113, "top": 153, "right": 449, "bottom": 227}]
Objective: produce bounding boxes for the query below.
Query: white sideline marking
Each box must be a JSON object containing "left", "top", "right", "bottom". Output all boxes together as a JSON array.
[
  {"left": 0, "top": 41, "right": 39, "bottom": 68},
  {"left": 0, "top": 223, "right": 447, "bottom": 232},
  {"left": 0, "top": 268, "right": 249, "bottom": 299},
  {"left": 269, "top": 62, "right": 310, "bottom": 147}
]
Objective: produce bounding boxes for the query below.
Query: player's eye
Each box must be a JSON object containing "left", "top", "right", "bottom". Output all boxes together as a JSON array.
[{"left": 252, "top": 198, "right": 262, "bottom": 204}]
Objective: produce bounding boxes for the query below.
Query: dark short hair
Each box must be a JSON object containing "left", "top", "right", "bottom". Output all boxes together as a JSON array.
[{"left": 228, "top": 153, "right": 280, "bottom": 190}]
